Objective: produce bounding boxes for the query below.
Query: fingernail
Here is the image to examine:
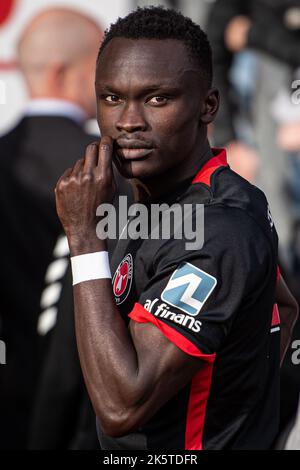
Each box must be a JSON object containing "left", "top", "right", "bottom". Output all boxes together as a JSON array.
[
  {"left": 101, "top": 144, "right": 110, "bottom": 151},
  {"left": 88, "top": 143, "right": 97, "bottom": 150}
]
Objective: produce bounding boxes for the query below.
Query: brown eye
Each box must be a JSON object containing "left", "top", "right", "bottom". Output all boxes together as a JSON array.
[
  {"left": 148, "top": 96, "right": 168, "bottom": 105},
  {"left": 105, "top": 95, "right": 121, "bottom": 103}
]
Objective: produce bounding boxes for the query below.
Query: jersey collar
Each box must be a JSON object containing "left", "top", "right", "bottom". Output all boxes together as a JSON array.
[{"left": 192, "top": 148, "right": 228, "bottom": 187}]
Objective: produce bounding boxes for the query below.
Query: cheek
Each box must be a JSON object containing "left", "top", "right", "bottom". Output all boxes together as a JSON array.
[
  {"left": 97, "top": 105, "right": 116, "bottom": 134},
  {"left": 148, "top": 105, "right": 199, "bottom": 149}
]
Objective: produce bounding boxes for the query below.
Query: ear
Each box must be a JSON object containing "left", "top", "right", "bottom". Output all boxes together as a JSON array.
[{"left": 199, "top": 87, "right": 220, "bottom": 125}]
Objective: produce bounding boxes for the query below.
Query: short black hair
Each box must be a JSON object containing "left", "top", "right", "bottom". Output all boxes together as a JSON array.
[{"left": 97, "top": 6, "right": 212, "bottom": 85}]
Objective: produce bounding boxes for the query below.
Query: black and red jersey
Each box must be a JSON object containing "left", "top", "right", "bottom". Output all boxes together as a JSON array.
[{"left": 98, "top": 148, "right": 280, "bottom": 450}]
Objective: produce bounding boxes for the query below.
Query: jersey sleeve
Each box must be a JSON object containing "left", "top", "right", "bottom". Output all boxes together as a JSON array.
[{"left": 128, "top": 206, "right": 275, "bottom": 359}]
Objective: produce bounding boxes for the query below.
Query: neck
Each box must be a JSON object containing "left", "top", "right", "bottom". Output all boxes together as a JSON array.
[{"left": 132, "top": 139, "right": 213, "bottom": 202}]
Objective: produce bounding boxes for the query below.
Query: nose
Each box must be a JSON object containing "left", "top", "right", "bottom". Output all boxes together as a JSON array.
[{"left": 116, "top": 101, "right": 148, "bottom": 133}]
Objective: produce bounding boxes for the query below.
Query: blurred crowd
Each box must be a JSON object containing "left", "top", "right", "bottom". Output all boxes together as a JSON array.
[{"left": 0, "top": 0, "right": 300, "bottom": 450}]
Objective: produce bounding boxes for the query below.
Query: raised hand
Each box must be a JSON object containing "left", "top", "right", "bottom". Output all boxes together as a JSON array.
[{"left": 55, "top": 136, "right": 116, "bottom": 254}]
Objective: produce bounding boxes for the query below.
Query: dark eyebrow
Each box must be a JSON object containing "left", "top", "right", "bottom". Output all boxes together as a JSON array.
[
  {"left": 137, "top": 84, "right": 180, "bottom": 93},
  {"left": 95, "top": 82, "right": 181, "bottom": 96}
]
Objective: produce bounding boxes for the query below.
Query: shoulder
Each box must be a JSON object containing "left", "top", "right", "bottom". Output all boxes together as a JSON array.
[
  {"left": 210, "top": 167, "right": 270, "bottom": 218},
  {"left": 152, "top": 204, "right": 273, "bottom": 267},
  {"left": 191, "top": 165, "right": 277, "bottom": 243}
]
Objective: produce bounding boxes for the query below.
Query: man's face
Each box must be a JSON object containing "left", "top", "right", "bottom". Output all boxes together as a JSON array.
[{"left": 95, "top": 38, "right": 208, "bottom": 180}]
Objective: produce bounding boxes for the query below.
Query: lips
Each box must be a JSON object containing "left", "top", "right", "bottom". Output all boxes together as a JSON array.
[
  {"left": 116, "top": 139, "right": 154, "bottom": 160},
  {"left": 117, "top": 148, "right": 153, "bottom": 159}
]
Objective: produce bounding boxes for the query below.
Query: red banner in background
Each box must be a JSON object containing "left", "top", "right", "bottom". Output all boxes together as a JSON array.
[
  {"left": 0, "top": 0, "right": 18, "bottom": 70},
  {"left": 0, "top": 0, "right": 16, "bottom": 26}
]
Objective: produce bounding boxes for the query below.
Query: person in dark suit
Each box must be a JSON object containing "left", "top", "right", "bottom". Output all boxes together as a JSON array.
[
  {"left": 28, "top": 261, "right": 99, "bottom": 449},
  {"left": 0, "top": 8, "right": 104, "bottom": 449}
]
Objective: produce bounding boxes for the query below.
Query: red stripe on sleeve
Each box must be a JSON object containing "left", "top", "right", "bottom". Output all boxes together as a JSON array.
[
  {"left": 129, "top": 303, "right": 215, "bottom": 450},
  {"left": 185, "top": 361, "right": 215, "bottom": 450},
  {"left": 128, "top": 303, "right": 215, "bottom": 363}
]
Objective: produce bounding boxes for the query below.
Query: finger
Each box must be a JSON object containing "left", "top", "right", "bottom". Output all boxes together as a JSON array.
[
  {"left": 55, "top": 167, "right": 73, "bottom": 190},
  {"left": 96, "top": 136, "right": 113, "bottom": 180},
  {"left": 83, "top": 142, "right": 98, "bottom": 174},
  {"left": 70, "top": 158, "right": 84, "bottom": 177},
  {"left": 61, "top": 167, "right": 73, "bottom": 179},
  {"left": 112, "top": 148, "right": 122, "bottom": 174}
]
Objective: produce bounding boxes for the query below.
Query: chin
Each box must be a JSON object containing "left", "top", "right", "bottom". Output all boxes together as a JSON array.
[{"left": 115, "top": 158, "right": 160, "bottom": 180}]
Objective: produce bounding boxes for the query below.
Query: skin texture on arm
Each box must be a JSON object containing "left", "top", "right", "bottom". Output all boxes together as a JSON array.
[{"left": 277, "top": 274, "right": 299, "bottom": 367}]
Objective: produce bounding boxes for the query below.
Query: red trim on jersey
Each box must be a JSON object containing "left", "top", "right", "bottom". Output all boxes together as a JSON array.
[
  {"left": 192, "top": 148, "right": 228, "bottom": 187},
  {"left": 185, "top": 361, "right": 215, "bottom": 450},
  {"left": 129, "top": 303, "right": 216, "bottom": 450},
  {"left": 272, "top": 267, "right": 281, "bottom": 329},
  {"left": 129, "top": 303, "right": 216, "bottom": 362},
  {"left": 276, "top": 266, "right": 280, "bottom": 282},
  {"left": 272, "top": 303, "right": 280, "bottom": 327}
]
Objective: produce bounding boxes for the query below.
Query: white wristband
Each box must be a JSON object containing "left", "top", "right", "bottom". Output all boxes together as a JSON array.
[{"left": 71, "top": 251, "right": 111, "bottom": 285}]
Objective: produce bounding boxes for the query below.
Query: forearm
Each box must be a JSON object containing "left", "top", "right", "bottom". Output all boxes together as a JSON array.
[
  {"left": 70, "top": 239, "right": 144, "bottom": 428},
  {"left": 55, "top": 139, "right": 198, "bottom": 437}
]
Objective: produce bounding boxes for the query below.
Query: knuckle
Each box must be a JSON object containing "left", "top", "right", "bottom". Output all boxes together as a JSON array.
[
  {"left": 69, "top": 175, "right": 79, "bottom": 185},
  {"left": 96, "top": 173, "right": 105, "bottom": 184},
  {"left": 82, "top": 173, "right": 93, "bottom": 184},
  {"left": 56, "top": 181, "right": 64, "bottom": 192}
]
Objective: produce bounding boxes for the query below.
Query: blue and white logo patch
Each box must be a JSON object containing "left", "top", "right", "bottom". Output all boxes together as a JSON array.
[{"left": 161, "top": 262, "right": 217, "bottom": 316}]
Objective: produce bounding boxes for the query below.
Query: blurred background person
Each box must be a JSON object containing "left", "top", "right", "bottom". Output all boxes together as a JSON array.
[
  {"left": 207, "top": 0, "right": 300, "bottom": 255},
  {"left": 0, "top": 7, "right": 103, "bottom": 449},
  {"left": 207, "top": 0, "right": 260, "bottom": 185},
  {"left": 207, "top": 0, "right": 300, "bottom": 445}
]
